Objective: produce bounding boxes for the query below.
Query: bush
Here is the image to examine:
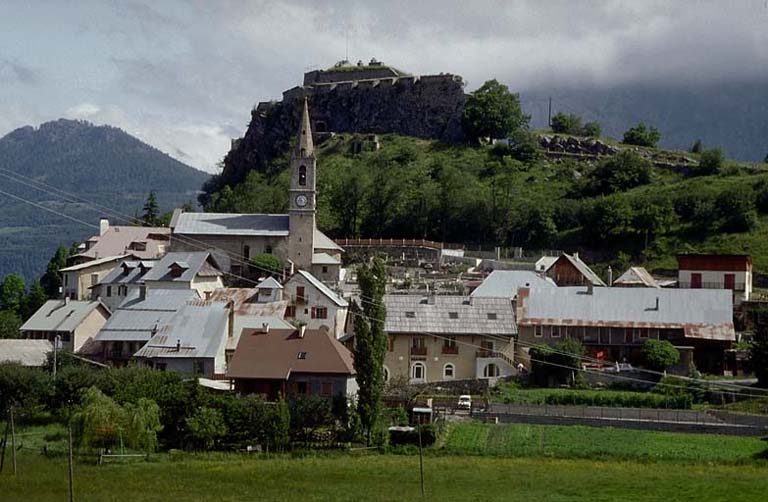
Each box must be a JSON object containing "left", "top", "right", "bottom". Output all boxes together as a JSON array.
[
  {"left": 388, "top": 424, "right": 437, "bottom": 447},
  {"left": 185, "top": 407, "right": 227, "bottom": 451},
  {"left": 530, "top": 339, "right": 585, "bottom": 387},
  {"left": 584, "top": 151, "right": 653, "bottom": 195},
  {"left": 582, "top": 122, "right": 602, "bottom": 138},
  {"left": 641, "top": 340, "right": 680, "bottom": 371},
  {"left": 690, "top": 139, "right": 703, "bottom": 153},
  {"left": 250, "top": 253, "right": 283, "bottom": 276},
  {"left": 697, "top": 148, "right": 724, "bottom": 175},
  {"left": 716, "top": 187, "right": 757, "bottom": 232},
  {"left": 498, "top": 387, "right": 692, "bottom": 409},
  {"left": 551, "top": 113, "right": 582, "bottom": 135},
  {"left": 622, "top": 123, "right": 661, "bottom": 147}
]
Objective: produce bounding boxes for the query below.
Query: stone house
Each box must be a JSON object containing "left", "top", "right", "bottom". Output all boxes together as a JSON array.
[
  {"left": 284, "top": 270, "right": 349, "bottom": 339},
  {"left": 382, "top": 294, "right": 517, "bottom": 384},
  {"left": 20, "top": 298, "right": 111, "bottom": 352}
]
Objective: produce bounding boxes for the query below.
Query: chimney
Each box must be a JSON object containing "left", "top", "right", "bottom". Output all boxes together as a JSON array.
[
  {"left": 176, "top": 339, "right": 181, "bottom": 351},
  {"left": 586, "top": 282, "right": 594, "bottom": 295},
  {"left": 228, "top": 301, "right": 235, "bottom": 338},
  {"left": 298, "top": 325, "right": 306, "bottom": 338},
  {"left": 654, "top": 297, "right": 659, "bottom": 311},
  {"left": 573, "top": 252, "right": 579, "bottom": 260},
  {"left": 64, "top": 296, "right": 70, "bottom": 305},
  {"left": 99, "top": 218, "right": 110, "bottom": 236},
  {"left": 607, "top": 266, "right": 613, "bottom": 287},
  {"left": 427, "top": 291, "right": 436, "bottom": 305},
  {"left": 139, "top": 285, "right": 147, "bottom": 301},
  {"left": 262, "top": 322, "right": 270, "bottom": 334}
]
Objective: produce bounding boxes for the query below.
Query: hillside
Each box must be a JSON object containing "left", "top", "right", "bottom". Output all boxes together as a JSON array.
[
  {"left": 203, "top": 132, "right": 768, "bottom": 276},
  {"left": 0, "top": 119, "right": 209, "bottom": 280}
]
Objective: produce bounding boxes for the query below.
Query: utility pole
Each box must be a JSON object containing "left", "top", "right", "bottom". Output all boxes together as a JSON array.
[
  {"left": 417, "top": 422, "right": 425, "bottom": 500},
  {"left": 10, "top": 406, "right": 17, "bottom": 476},
  {"left": 67, "top": 424, "right": 75, "bottom": 502},
  {"left": 53, "top": 335, "right": 60, "bottom": 388},
  {"left": 548, "top": 96, "right": 552, "bottom": 128}
]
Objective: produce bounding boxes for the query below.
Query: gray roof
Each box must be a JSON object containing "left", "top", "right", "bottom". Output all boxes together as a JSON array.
[
  {"left": 295, "top": 270, "right": 348, "bottom": 307},
  {"left": 313, "top": 252, "right": 340, "bottom": 265},
  {"left": 0, "top": 340, "right": 53, "bottom": 366},
  {"left": 95, "top": 289, "right": 199, "bottom": 342},
  {"left": 471, "top": 270, "right": 555, "bottom": 298},
  {"left": 142, "top": 252, "right": 221, "bottom": 283},
  {"left": 21, "top": 300, "right": 108, "bottom": 333},
  {"left": 553, "top": 254, "right": 607, "bottom": 286},
  {"left": 314, "top": 229, "right": 343, "bottom": 251},
  {"left": 97, "top": 259, "right": 157, "bottom": 286},
  {"left": 173, "top": 212, "right": 290, "bottom": 236},
  {"left": 614, "top": 267, "right": 660, "bottom": 288},
  {"left": 60, "top": 254, "right": 130, "bottom": 272},
  {"left": 384, "top": 295, "right": 517, "bottom": 335},
  {"left": 257, "top": 277, "right": 283, "bottom": 290},
  {"left": 517, "top": 287, "right": 734, "bottom": 340},
  {"left": 133, "top": 301, "right": 229, "bottom": 359}
]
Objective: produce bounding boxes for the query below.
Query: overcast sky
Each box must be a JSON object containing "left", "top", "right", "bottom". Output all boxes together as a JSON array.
[{"left": 2, "top": 0, "right": 767, "bottom": 172}]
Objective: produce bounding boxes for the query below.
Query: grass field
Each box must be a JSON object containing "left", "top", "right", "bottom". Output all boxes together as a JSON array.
[
  {"left": 441, "top": 423, "right": 767, "bottom": 464},
  {"left": 3, "top": 451, "right": 768, "bottom": 502}
]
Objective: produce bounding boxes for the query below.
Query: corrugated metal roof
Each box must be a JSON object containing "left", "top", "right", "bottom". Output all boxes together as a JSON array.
[
  {"left": 517, "top": 287, "right": 734, "bottom": 340},
  {"left": 173, "top": 212, "right": 290, "bottom": 236},
  {"left": 133, "top": 302, "right": 229, "bottom": 359},
  {"left": 614, "top": 267, "right": 660, "bottom": 288},
  {"left": 384, "top": 295, "right": 517, "bottom": 335},
  {"left": 294, "top": 270, "right": 348, "bottom": 307},
  {"left": 0, "top": 340, "right": 53, "bottom": 366},
  {"left": 21, "top": 300, "right": 107, "bottom": 332},
  {"left": 471, "top": 270, "right": 555, "bottom": 298},
  {"left": 142, "top": 252, "right": 221, "bottom": 283}
]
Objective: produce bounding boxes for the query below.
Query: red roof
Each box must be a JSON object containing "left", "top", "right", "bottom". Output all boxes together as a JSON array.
[{"left": 677, "top": 254, "right": 751, "bottom": 271}]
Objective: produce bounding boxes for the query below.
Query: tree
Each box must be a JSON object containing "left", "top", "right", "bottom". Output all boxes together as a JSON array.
[
  {"left": 622, "top": 123, "right": 661, "bottom": 147},
  {"left": 698, "top": 148, "right": 724, "bottom": 176},
  {"left": 764, "top": 152, "right": 768, "bottom": 164},
  {"left": 353, "top": 258, "right": 388, "bottom": 444},
  {"left": 590, "top": 196, "right": 634, "bottom": 241},
  {"left": 0, "top": 310, "right": 22, "bottom": 339},
  {"left": 0, "top": 274, "right": 26, "bottom": 314},
  {"left": 716, "top": 187, "right": 757, "bottom": 232},
  {"left": 249, "top": 253, "right": 283, "bottom": 276},
  {"left": 462, "top": 79, "right": 529, "bottom": 143},
  {"left": 750, "top": 309, "right": 768, "bottom": 387},
  {"left": 288, "top": 395, "right": 333, "bottom": 441},
  {"left": 72, "top": 387, "right": 128, "bottom": 450},
  {"left": 21, "top": 280, "right": 48, "bottom": 320},
  {"left": 123, "top": 398, "right": 163, "bottom": 453},
  {"left": 582, "top": 121, "right": 602, "bottom": 138},
  {"left": 585, "top": 151, "right": 653, "bottom": 195},
  {"left": 141, "top": 191, "right": 160, "bottom": 227},
  {"left": 185, "top": 407, "right": 227, "bottom": 451},
  {"left": 271, "top": 397, "right": 291, "bottom": 452},
  {"left": 529, "top": 338, "right": 585, "bottom": 386},
  {"left": 690, "top": 139, "right": 703, "bottom": 153},
  {"left": 550, "top": 112, "right": 582, "bottom": 135},
  {"left": 40, "top": 245, "right": 71, "bottom": 298},
  {"left": 641, "top": 340, "right": 680, "bottom": 371}
]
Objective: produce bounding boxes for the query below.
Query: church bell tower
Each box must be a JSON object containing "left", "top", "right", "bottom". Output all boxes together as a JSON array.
[{"left": 287, "top": 98, "right": 316, "bottom": 271}]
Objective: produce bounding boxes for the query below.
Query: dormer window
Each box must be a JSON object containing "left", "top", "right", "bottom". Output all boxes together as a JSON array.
[
  {"left": 448, "top": 312, "right": 459, "bottom": 319},
  {"left": 297, "top": 351, "right": 307, "bottom": 360},
  {"left": 405, "top": 311, "right": 416, "bottom": 318},
  {"left": 299, "top": 165, "right": 307, "bottom": 186}
]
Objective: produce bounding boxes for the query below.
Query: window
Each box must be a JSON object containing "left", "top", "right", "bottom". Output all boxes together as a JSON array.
[
  {"left": 311, "top": 306, "right": 328, "bottom": 319},
  {"left": 405, "top": 311, "right": 416, "bottom": 318},
  {"left": 388, "top": 336, "right": 395, "bottom": 352},
  {"left": 297, "top": 351, "right": 308, "bottom": 360},
  {"left": 322, "top": 266, "right": 328, "bottom": 274},
  {"left": 724, "top": 273, "right": 735, "bottom": 290},
  {"left": 691, "top": 273, "right": 702, "bottom": 289},
  {"left": 411, "top": 337, "right": 426, "bottom": 355},
  {"left": 552, "top": 326, "right": 561, "bottom": 338},
  {"left": 91, "top": 273, "right": 99, "bottom": 286},
  {"left": 64, "top": 274, "right": 68, "bottom": 286},
  {"left": 193, "top": 360, "right": 205, "bottom": 375},
  {"left": 487, "top": 313, "right": 497, "bottom": 320},
  {"left": 155, "top": 363, "right": 167, "bottom": 372},
  {"left": 534, "top": 325, "right": 543, "bottom": 338},
  {"left": 624, "top": 328, "right": 633, "bottom": 344},
  {"left": 106, "top": 286, "right": 112, "bottom": 297},
  {"left": 443, "top": 363, "right": 455, "bottom": 380},
  {"left": 243, "top": 245, "right": 250, "bottom": 260},
  {"left": 448, "top": 312, "right": 459, "bottom": 319},
  {"left": 411, "top": 362, "right": 426, "bottom": 382},
  {"left": 483, "top": 363, "right": 500, "bottom": 378},
  {"left": 285, "top": 306, "right": 296, "bottom": 318},
  {"left": 637, "top": 328, "right": 648, "bottom": 339},
  {"left": 442, "top": 336, "right": 458, "bottom": 354},
  {"left": 299, "top": 165, "right": 307, "bottom": 186},
  {"left": 321, "top": 382, "right": 333, "bottom": 396},
  {"left": 265, "top": 245, "right": 273, "bottom": 254},
  {"left": 412, "top": 337, "right": 425, "bottom": 349},
  {"left": 383, "top": 366, "right": 390, "bottom": 382},
  {"left": 296, "top": 286, "right": 306, "bottom": 303}
]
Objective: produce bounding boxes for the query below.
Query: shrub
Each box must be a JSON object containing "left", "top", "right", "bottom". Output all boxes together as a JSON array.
[
  {"left": 185, "top": 407, "right": 227, "bottom": 451},
  {"left": 690, "top": 139, "right": 703, "bottom": 153},
  {"left": 250, "top": 253, "right": 283, "bottom": 276},
  {"left": 498, "top": 388, "right": 692, "bottom": 409},
  {"left": 622, "top": 123, "right": 661, "bottom": 147},
  {"left": 582, "top": 121, "right": 602, "bottom": 138},
  {"left": 641, "top": 340, "right": 680, "bottom": 371},
  {"left": 716, "top": 187, "right": 757, "bottom": 232},
  {"left": 697, "top": 148, "right": 724, "bottom": 175},
  {"left": 585, "top": 151, "right": 653, "bottom": 195},
  {"left": 551, "top": 112, "right": 582, "bottom": 135},
  {"left": 530, "top": 339, "right": 585, "bottom": 387}
]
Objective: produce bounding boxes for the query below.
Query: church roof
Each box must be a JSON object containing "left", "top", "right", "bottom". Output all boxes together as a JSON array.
[
  {"left": 296, "top": 98, "right": 314, "bottom": 156},
  {"left": 173, "top": 212, "right": 290, "bottom": 236}
]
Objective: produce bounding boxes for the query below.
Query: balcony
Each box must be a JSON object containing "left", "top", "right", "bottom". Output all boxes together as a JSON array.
[
  {"left": 442, "top": 345, "right": 459, "bottom": 355},
  {"left": 476, "top": 349, "right": 500, "bottom": 358},
  {"left": 678, "top": 281, "right": 745, "bottom": 291},
  {"left": 410, "top": 346, "right": 427, "bottom": 357}
]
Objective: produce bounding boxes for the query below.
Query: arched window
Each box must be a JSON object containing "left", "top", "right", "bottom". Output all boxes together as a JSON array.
[
  {"left": 443, "top": 363, "right": 455, "bottom": 380},
  {"left": 299, "top": 165, "right": 307, "bottom": 186},
  {"left": 483, "top": 363, "right": 500, "bottom": 378},
  {"left": 382, "top": 366, "right": 390, "bottom": 382},
  {"left": 411, "top": 362, "right": 426, "bottom": 383}
]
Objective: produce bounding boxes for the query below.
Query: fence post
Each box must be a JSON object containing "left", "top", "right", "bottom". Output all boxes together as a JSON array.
[{"left": 10, "top": 406, "right": 16, "bottom": 476}]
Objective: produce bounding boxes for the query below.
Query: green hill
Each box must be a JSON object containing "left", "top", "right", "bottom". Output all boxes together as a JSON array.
[
  {"left": 204, "top": 132, "right": 768, "bottom": 275},
  {"left": 0, "top": 119, "right": 209, "bottom": 281}
]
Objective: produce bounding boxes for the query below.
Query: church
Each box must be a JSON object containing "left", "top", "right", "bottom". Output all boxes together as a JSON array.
[{"left": 169, "top": 99, "right": 343, "bottom": 284}]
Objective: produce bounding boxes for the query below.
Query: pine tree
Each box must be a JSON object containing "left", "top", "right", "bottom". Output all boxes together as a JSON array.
[
  {"left": 141, "top": 191, "right": 160, "bottom": 227},
  {"left": 353, "top": 257, "right": 388, "bottom": 445},
  {"left": 40, "top": 246, "right": 70, "bottom": 298}
]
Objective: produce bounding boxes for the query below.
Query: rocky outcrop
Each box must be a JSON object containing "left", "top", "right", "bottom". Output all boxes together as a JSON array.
[{"left": 539, "top": 135, "right": 618, "bottom": 157}]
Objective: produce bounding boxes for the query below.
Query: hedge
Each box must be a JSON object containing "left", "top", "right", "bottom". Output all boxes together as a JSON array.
[{"left": 501, "top": 389, "right": 692, "bottom": 409}]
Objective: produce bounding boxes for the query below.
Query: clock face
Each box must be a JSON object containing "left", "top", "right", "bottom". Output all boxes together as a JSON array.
[{"left": 295, "top": 194, "right": 308, "bottom": 207}]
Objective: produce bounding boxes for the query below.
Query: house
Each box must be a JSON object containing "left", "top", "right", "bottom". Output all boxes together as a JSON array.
[
  {"left": 93, "top": 288, "right": 199, "bottom": 366},
  {"left": 515, "top": 286, "right": 735, "bottom": 373},
  {"left": 91, "top": 259, "right": 157, "bottom": 311},
  {"left": 546, "top": 253, "right": 606, "bottom": 287},
  {"left": 677, "top": 254, "right": 752, "bottom": 304},
  {"left": 60, "top": 254, "right": 133, "bottom": 300},
  {"left": 613, "top": 266, "right": 660, "bottom": 288},
  {"left": 227, "top": 326, "right": 357, "bottom": 400},
  {"left": 535, "top": 256, "right": 558, "bottom": 273},
  {"left": 0, "top": 340, "right": 54, "bottom": 366},
  {"left": 253, "top": 277, "right": 284, "bottom": 303},
  {"left": 67, "top": 218, "right": 169, "bottom": 266},
  {"left": 141, "top": 251, "right": 224, "bottom": 297},
  {"left": 284, "top": 270, "right": 349, "bottom": 339},
  {"left": 470, "top": 270, "right": 555, "bottom": 298},
  {"left": 169, "top": 100, "right": 343, "bottom": 282},
  {"left": 20, "top": 298, "right": 111, "bottom": 352},
  {"left": 383, "top": 294, "right": 517, "bottom": 384}
]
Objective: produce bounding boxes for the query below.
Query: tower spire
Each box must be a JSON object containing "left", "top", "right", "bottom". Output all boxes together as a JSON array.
[{"left": 297, "top": 97, "right": 314, "bottom": 157}]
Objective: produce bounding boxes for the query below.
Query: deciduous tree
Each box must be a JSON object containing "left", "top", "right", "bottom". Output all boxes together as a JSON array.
[{"left": 462, "top": 79, "right": 529, "bottom": 143}]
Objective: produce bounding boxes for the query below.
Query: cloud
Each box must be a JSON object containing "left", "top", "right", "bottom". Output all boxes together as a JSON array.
[
  {"left": 65, "top": 102, "right": 102, "bottom": 119},
  {"left": 0, "top": 58, "right": 39, "bottom": 85}
]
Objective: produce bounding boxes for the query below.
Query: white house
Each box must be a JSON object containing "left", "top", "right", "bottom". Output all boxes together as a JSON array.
[
  {"left": 677, "top": 254, "right": 752, "bottom": 305},
  {"left": 283, "top": 270, "right": 348, "bottom": 339}
]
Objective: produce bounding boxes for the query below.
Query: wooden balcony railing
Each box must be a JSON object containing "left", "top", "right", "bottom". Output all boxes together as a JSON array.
[{"left": 442, "top": 346, "right": 459, "bottom": 355}]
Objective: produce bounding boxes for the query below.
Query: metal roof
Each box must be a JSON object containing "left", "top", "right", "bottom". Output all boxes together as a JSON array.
[
  {"left": 471, "top": 270, "right": 555, "bottom": 298},
  {"left": 0, "top": 340, "right": 53, "bottom": 366},
  {"left": 614, "top": 267, "right": 660, "bottom": 288},
  {"left": 142, "top": 252, "right": 221, "bottom": 283},
  {"left": 71, "top": 226, "right": 169, "bottom": 261},
  {"left": 314, "top": 229, "right": 343, "bottom": 251},
  {"left": 21, "top": 300, "right": 108, "bottom": 332},
  {"left": 173, "top": 212, "right": 290, "bottom": 236},
  {"left": 384, "top": 295, "right": 517, "bottom": 335},
  {"left": 553, "top": 253, "right": 607, "bottom": 286},
  {"left": 292, "top": 270, "right": 348, "bottom": 307},
  {"left": 97, "top": 259, "right": 158, "bottom": 286},
  {"left": 133, "top": 301, "right": 229, "bottom": 359},
  {"left": 95, "top": 289, "right": 199, "bottom": 342},
  {"left": 256, "top": 277, "right": 283, "bottom": 290},
  {"left": 60, "top": 254, "right": 130, "bottom": 272},
  {"left": 516, "top": 286, "right": 734, "bottom": 340},
  {"left": 312, "top": 252, "right": 340, "bottom": 265}
]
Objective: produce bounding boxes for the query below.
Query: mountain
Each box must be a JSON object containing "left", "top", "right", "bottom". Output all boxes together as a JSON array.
[
  {"left": 520, "top": 81, "right": 768, "bottom": 162},
  {"left": 0, "top": 119, "right": 209, "bottom": 281}
]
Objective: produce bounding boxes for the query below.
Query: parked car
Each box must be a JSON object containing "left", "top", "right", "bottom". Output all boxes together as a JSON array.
[{"left": 457, "top": 395, "right": 472, "bottom": 410}]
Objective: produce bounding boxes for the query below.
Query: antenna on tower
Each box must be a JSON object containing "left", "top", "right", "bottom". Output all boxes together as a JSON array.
[{"left": 345, "top": 24, "right": 349, "bottom": 62}]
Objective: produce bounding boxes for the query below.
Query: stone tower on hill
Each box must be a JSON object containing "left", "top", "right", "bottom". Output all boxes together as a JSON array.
[
  {"left": 287, "top": 98, "right": 317, "bottom": 271},
  {"left": 210, "top": 60, "right": 468, "bottom": 193}
]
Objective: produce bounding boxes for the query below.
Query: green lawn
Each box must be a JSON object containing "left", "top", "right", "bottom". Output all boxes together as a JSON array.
[
  {"left": 3, "top": 451, "right": 768, "bottom": 502},
  {"left": 442, "top": 422, "right": 767, "bottom": 464}
]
